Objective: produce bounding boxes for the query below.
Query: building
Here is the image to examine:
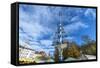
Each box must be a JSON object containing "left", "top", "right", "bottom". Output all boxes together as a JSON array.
[
  {"left": 19, "top": 43, "right": 36, "bottom": 64},
  {"left": 19, "top": 45, "right": 35, "bottom": 59},
  {"left": 19, "top": 43, "right": 49, "bottom": 63}
]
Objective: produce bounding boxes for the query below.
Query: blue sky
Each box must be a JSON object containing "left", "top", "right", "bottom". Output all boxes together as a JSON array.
[{"left": 19, "top": 4, "right": 96, "bottom": 53}]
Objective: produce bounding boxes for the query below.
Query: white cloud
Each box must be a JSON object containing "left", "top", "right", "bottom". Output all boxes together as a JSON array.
[
  {"left": 64, "top": 21, "right": 88, "bottom": 34},
  {"left": 71, "top": 16, "right": 79, "bottom": 22},
  {"left": 19, "top": 5, "right": 53, "bottom": 41},
  {"left": 84, "top": 9, "right": 96, "bottom": 18},
  {"left": 19, "top": 5, "right": 95, "bottom": 53},
  {"left": 66, "top": 36, "right": 75, "bottom": 40},
  {"left": 31, "top": 44, "right": 44, "bottom": 51},
  {"left": 40, "top": 39, "right": 52, "bottom": 46},
  {"left": 19, "top": 5, "right": 55, "bottom": 52}
]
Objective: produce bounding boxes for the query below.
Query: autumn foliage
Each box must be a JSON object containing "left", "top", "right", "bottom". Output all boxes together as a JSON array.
[{"left": 63, "top": 42, "right": 80, "bottom": 59}]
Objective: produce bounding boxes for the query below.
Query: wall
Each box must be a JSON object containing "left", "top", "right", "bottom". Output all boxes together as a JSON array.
[{"left": 0, "top": 0, "right": 99, "bottom": 68}]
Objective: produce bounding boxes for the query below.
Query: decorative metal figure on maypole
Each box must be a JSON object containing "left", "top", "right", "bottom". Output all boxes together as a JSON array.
[{"left": 53, "top": 11, "right": 67, "bottom": 61}]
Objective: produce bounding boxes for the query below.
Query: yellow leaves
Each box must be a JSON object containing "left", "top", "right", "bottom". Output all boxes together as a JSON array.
[
  {"left": 19, "top": 58, "right": 35, "bottom": 64},
  {"left": 63, "top": 44, "right": 80, "bottom": 59}
]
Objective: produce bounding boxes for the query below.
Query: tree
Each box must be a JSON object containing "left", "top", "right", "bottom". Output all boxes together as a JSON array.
[
  {"left": 81, "top": 35, "right": 96, "bottom": 55},
  {"left": 81, "top": 42, "right": 96, "bottom": 55},
  {"left": 63, "top": 42, "right": 80, "bottom": 59},
  {"left": 81, "top": 35, "right": 92, "bottom": 45},
  {"left": 54, "top": 47, "right": 59, "bottom": 62}
]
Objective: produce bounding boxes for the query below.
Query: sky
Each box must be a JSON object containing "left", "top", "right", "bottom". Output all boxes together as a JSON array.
[{"left": 19, "top": 4, "right": 96, "bottom": 54}]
